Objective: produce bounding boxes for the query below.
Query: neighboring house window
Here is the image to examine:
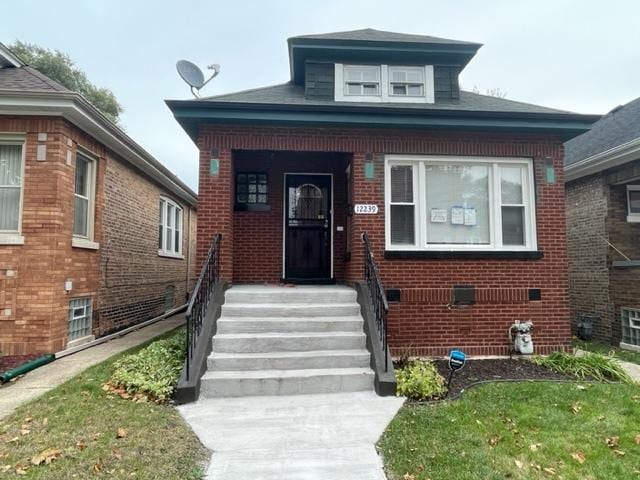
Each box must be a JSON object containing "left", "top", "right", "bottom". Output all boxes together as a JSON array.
[
  {"left": 621, "top": 308, "right": 640, "bottom": 347},
  {"left": 385, "top": 155, "right": 537, "bottom": 251},
  {"left": 0, "top": 138, "right": 25, "bottom": 235},
  {"left": 626, "top": 185, "right": 640, "bottom": 222},
  {"left": 236, "top": 173, "right": 267, "bottom": 205},
  {"left": 335, "top": 64, "right": 434, "bottom": 103},
  {"left": 73, "top": 152, "right": 96, "bottom": 239},
  {"left": 158, "top": 197, "right": 182, "bottom": 256},
  {"left": 68, "top": 297, "right": 92, "bottom": 342}
]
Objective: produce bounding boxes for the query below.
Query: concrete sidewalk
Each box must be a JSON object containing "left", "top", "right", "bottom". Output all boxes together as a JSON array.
[
  {"left": 621, "top": 359, "right": 640, "bottom": 382},
  {"left": 0, "top": 314, "right": 185, "bottom": 420},
  {"left": 179, "top": 391, "right": 404, "bottom": 480}
]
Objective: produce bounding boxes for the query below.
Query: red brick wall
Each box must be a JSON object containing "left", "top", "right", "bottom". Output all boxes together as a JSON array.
[
  {"left": 0, "top": 116, "right": 196, "bottom": 355},
  {"left": 197, "top": 124, "right": 571, "bottom": 356}
]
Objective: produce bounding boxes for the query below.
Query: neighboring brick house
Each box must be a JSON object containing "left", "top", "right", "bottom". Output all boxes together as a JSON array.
[
  {"left": 0, "top": 43, "right": 197, "bottom": 355},
  {"left": 168, "top": 29, "right": 597, "bottom": 356},
  {"left": 565, "top": 97, "right": 640, "bottom": 350}
]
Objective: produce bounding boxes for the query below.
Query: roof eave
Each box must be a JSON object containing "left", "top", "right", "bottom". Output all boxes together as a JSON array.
[
  {"left": 0, "top": 89, "right": 197, "bottom": 206},
  {"left": 565, "top": 136, "right": 640, "bottom": 182},
  {"left": 166, "top": 99, "right": 597, "bottom": 145}
]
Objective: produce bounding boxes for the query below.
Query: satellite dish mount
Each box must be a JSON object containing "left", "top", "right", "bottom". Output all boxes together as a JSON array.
[{"left": 176, "top": 60, "right": 220, "bottom": 98}]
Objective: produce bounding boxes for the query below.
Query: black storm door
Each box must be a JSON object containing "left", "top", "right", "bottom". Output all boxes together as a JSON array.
[{"left": 284, "top": 174, "right": 332, "bottom": 282}]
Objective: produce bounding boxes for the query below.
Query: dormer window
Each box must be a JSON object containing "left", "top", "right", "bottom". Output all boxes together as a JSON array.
[
  {"left": 389, "top": 66, "right": 425, "bottom": 97},
  {"left": 335, "top": 64, "right": 434, "bottom": 104},
  {"left": 344, "top": 65, "right": 381, "bottom": 96}
]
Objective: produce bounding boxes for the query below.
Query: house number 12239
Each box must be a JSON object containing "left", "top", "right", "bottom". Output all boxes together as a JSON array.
[{"left": 354, "top": 204, "right": 379, "bottom": 214}]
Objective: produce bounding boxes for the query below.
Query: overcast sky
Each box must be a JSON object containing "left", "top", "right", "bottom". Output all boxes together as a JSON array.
[{"left": 4, "top": 0, "right": 639, "bottom": 191}]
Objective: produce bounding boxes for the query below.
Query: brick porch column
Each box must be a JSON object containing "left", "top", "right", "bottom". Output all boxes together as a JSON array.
[{"left": 196, "top": 146, "right": 234, "bottom": 282}]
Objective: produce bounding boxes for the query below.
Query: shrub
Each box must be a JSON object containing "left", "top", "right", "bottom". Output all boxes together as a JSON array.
[
  {"left": 110, "top": 329, "right": 186, "bottom": 402},
  {"left": 534, "top": 351, "right": 635, "bottom": 384},
  {"left": 396, "top": 359, "right": 447, "bottom": 400}
]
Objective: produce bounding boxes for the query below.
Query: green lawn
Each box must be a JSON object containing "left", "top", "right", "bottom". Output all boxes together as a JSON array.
[
  {"left": 0, "top": 330, "right": 208, "bottom": 479},
  {"left": 379, "top": 382, "right": 640, "bottom": 480},
  {"left": 574, "top": 339, "right": 640, "bottom": 366}
]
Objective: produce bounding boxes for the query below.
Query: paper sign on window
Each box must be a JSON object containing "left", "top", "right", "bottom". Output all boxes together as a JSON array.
[
  {"left": 464, "top": 208, "right": 477, "bottom": 226},
  {"left": 430, "top": 208, "right": 447, "bottom": 223},
  {"left": 451, "top": 207, "right": 464, "bottom": 225}
]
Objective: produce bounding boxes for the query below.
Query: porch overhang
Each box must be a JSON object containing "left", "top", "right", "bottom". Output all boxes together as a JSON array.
[{"left": 165, "top": 99, "right": 599, "bottom": 145}]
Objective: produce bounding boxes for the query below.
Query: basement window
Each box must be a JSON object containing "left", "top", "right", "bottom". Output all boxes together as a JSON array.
[
  {"left": 385, "top": 155, "right": 537, "bottom": 251},
  {"left": 68, "top": 297, "right": 92, "bottom": 342},
  {"left": 626, "top": 185, "right": 640, "bottom": 222},
  {"left": 621, "top": 308, "right": 640, "bottom": 347}
]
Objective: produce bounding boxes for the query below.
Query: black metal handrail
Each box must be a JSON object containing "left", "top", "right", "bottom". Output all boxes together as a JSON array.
[
  {"left": 362, "top": 232, "right": 389, "bottom": 371},
  {"left": 185, "top": 234, "right": 222, "bottom": 380}
]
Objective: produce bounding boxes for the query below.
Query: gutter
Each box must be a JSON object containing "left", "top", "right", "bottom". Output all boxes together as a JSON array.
[
  {"left": 565, "top": 135, "right": 640, "bottom": 182},
  {"left": 0, "top": 89, "right": 197, "bottom": 207}
]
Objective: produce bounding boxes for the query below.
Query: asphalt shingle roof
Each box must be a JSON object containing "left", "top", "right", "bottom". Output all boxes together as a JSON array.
[
  {"left": 564, "top": 97, "right": 640, "bottom": 165},
  {"left": 198, "top": 82, "right": 572, "bottom": 115},
  {"left": 0, "top": 65, "right": 70, "bottom": 93},
  {"left": 289, "top": 28, "right": 481, "bottom": 47}
]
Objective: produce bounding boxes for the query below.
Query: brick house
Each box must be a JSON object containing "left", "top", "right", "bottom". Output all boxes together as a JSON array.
[
  {"left": 565, "top": 97, "right": 640, "bottom": 351},
  {"left": 168, "top": 29, "right": 597, "bottom": 360},
  {"left": 0, "top": 43, "right": 197, "bottom": 355}
]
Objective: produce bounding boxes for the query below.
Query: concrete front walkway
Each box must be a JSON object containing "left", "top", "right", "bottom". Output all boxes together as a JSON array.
[
  {"left": 0, "top": 314, "right": 185, "bottom": 420},
  {"left": 179, "top": 391, "right": 404, "bottom": 480},
  {"left": 621, "top": 359, "right": 640, "bottom": 382}
]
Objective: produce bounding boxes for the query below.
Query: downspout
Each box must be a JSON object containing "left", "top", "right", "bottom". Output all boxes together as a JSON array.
[{"left": 185, "top": 207, "right": 192, "bottom": 302}]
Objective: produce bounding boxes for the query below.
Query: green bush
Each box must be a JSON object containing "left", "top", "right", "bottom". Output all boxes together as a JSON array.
[
  {"left": 110, "top": 329, "right": 186, "bottom": 402},
  {"left": 534, "top": 351, "right": 635, "bottom": 384},
  {"left": 396, "top": 359, "right": 447, "bottom": 400}
]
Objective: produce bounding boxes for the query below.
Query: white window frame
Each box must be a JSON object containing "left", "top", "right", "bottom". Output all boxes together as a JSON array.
[
  {"left": 67, "top": 296, "right": 93, "bottom": 344},
  {"left": 384, "top": 155, "right": 537, "bottom": 251},
  {"left": 626, "top": 185, "right": 640, "bottom": 223},
  {"left": 72, "top": 150, "right": 97, "bottom": 245},
  {"left": 335, "top": 64, "right": 434, "bottom": 104},
  {"left": 158, "top": 196, "right": 183, "bottom": 258},
  {"left": 621, "top": 307, "right": 640, "bottom": 351},
  {"left": 0, "top": 134, "right": 26, "bottom": 245}
]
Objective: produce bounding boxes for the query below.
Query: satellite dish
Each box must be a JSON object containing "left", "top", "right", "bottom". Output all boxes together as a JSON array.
[{"left": 176, "top": 60, "right": 221, "bottom": 98}]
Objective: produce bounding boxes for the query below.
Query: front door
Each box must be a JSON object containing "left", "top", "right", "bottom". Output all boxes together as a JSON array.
[{"left": 284, "top": 174, "right": 332, "bottom": 282}]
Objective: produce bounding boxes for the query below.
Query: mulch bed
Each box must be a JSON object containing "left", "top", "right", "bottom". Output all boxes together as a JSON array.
[
  {"left": 433, "top": 358, "right": 574, "bottom": 398},
  {"left": 0, "top": 354, "right": 39, "bottom": 376}
]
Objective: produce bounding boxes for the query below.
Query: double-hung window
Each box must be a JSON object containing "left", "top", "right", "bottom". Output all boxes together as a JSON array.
[
  {"left": 158, "top": 197, "right": 182, "bottom": 257},
  {"left": 0, "top": 137, "right": 25, "bottom": 240},
  {"left": 343, "top": 65, "right": 381, "bottom": 96},
  {"left": 335, "top": 64, "right": 434, "bottom": 103},
  {"left": 385, "top": 155, "right": 537, "bottom": 251},
  {"left": 626, "top": 185, "right": 640, "bottom": 222},
  {"left": 73, "top": 152, "right": 96, "bottom": 240},
  {"left": 389, "top": 66, "right": 425, "bottom": 97},
  {"left": 621, "top": 308, "right": 640, "bottom": 348}
]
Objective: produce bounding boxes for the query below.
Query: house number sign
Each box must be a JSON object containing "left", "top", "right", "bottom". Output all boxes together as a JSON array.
[{"left": 354, "top": 204, "right": 378, "bottom": 214}]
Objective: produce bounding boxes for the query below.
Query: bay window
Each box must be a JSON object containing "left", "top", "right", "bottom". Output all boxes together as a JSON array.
[
  {"left": 385, "top": 155, "right": 537, "bottom": 251},
  {"left": 0, "top": 139, "right": 24, "bottom": 239},
  {"left": 158, "top": 197, "right": 182, "bottom": 257}
]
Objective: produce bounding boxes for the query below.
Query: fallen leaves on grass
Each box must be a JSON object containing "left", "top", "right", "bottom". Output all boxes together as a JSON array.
[
  {"left": 635, "top": 434, "right": 640, "bottom": 445},
  {"left": 488, "top": 435, "right": 501, "bottom": 447},
  {"left": 606, "top": 436, "right": 619, "bottom": 448},
  {"left": 102, "top": 382, "right": 150, "bottom": 403},
  {"left": 570, "top": 403, "right": 582, "bottom": 414},
  {"left": 30, "top": 448, "right": 62, "bottom": 466},
  {"left": 514, "top": 459, "right": 524, "bottom": 469},
  {"left": 529, "top": 443, "right": 541, "bottom": 451},
  {"left": 116, "top": 427, "right": 128, "bottom": 439},
  {"left": 613, "top": 449, "right": 625, "bottom": 457},
  {"left": 570, "top": 451, "right": 586, "bottom": 464}
]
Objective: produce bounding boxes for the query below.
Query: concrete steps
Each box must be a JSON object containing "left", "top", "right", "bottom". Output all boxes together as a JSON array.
[
  {"left": 208, "top": 350, "right": 371, "bottom": 371},
  {"left": 201, "top": 285, "right": 374, "bottom": 398},
  {"left": 217, "top": 316, "right": 363, "bottom": 334},
  {"left": 200, "top": 368, "right": 374, "bottom": 397}
]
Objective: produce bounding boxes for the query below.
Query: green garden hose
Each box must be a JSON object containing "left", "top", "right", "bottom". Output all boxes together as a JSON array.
[{"left": 0, "top": 354, "right": 55, "bottom": 383}]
